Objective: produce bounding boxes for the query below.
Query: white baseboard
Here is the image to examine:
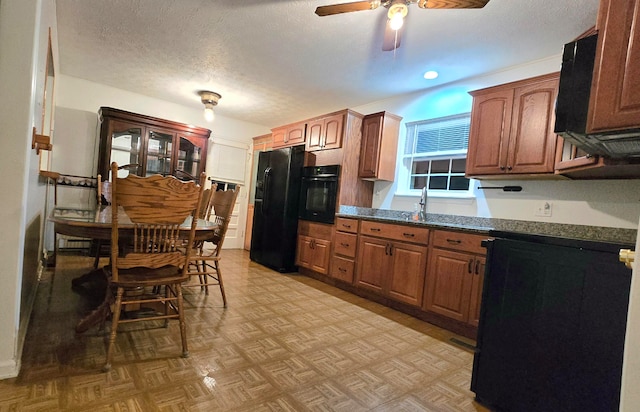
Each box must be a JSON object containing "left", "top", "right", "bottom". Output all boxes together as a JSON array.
[{"left": 0, "top": 359, "right": 19, "bottom": 380}]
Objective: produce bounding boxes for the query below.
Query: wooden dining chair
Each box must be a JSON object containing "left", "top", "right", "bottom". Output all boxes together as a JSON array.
[
  {"left": 93, "top": 174, "right": 113, "bottom": 268},
  {"left": 187, "top": 184, "right": 240, "bottom": 307},
  {"left": 103, "top": 162, "right": 205, "bottom": 372}
]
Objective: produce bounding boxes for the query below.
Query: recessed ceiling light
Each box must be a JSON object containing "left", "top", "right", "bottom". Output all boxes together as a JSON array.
[{"left": 423, "top": 71, "right": 439, "bottom": 80}]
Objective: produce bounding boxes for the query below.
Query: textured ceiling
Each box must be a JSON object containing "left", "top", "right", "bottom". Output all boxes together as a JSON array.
[{"left": 56, "top": 0, "right": 599, "bottom": 128}]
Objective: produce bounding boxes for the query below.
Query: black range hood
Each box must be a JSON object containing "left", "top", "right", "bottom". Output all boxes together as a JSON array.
[{"left": 554, "top": 33, "right": 640, "bottom": 158}]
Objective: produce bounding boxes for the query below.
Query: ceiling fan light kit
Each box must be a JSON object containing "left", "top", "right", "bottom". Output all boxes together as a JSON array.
[
  {"left": 315, "top": 0, "right": 490, "bottom": 50},
  {"left": 388, "top": 3, "right": 408, "bottom": 30}
]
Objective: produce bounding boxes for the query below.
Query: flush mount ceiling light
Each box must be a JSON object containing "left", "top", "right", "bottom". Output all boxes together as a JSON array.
[{"left": 198, "top": 90, "right": 221, "bottom": 122}]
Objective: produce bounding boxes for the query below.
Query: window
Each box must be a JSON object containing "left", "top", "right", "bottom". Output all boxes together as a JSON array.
[{"left": 402, "top": 113, "right": 472, "bottom": 195}]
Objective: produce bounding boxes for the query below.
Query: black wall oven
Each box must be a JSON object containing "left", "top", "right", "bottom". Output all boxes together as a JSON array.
[{"left": 299, "top": 165, "right": 339, "bottom": 224}]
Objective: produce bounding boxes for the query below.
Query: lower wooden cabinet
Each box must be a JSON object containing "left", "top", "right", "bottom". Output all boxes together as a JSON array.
[
  {"left": 423, "top": 230, "right": 487, "bottom": 327},
  {"left": 296, "top": 235, "right": 331, "bottom": 274},
  {"left": 299, "top": 217, "right": 489, "bottom": 338},
  {"left": 329, "top": 217, "right": 359, "bottom": 283},
  {"left": 356, "top": 224, "right": 429, "bottom": 307},
  {"left": 296, "top": 220, "right": 332, "bottom": 275}
]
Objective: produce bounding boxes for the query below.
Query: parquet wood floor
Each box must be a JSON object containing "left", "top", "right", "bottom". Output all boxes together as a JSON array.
[{"left": 1, "top": 250, "right": 490, "bottom": 411}]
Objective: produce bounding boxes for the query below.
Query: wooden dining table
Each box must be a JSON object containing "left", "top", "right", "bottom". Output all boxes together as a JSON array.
[
  {"left": 51, "top": 205, "right": 218, "bottom": 241},
  {"left": 49, "top": 205, "right": 219, "bottom": 333}
]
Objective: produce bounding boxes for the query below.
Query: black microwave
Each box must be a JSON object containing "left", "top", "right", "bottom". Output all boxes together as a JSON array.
[
  {"left": 554, "top": 33, "right": 598, "bottom": 137},
  {"left": 298, "top": 165, "right": 339, "bottom": 224},
  {"left": 554, "top": 33, "right": 640, "bottom": 157}
]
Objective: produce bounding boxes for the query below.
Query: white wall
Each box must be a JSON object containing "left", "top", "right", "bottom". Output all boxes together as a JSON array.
[
  {"left": 352, "top": 55, "right": 640, "bottom": 229},
  {"left": 0, "top": 0, "right": 57, "bottom": 379}
]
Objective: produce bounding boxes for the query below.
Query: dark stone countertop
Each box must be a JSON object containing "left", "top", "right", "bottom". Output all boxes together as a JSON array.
[{"left": 337, "top": 206, "right": 637, "bottom": 246}]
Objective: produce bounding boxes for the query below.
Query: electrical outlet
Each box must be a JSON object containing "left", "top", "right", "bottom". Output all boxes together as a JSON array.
[{"left": 534, "top": 201, "right": 553, "bottom": 217}]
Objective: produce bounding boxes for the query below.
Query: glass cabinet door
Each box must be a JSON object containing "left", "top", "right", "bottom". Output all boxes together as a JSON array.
[
  {"left": 145, "top": 130, "right": 174, "bottom": 176},
  {"left": 110, "top": 121, "right": 142, "bottom": 179},
  {"left": 176, "top": 135, "right": 205, "bottom": 180}
]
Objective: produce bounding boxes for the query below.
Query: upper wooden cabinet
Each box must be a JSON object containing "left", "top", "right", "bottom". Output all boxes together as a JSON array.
[
  {"left": 587, "top": 0, "right": 640, "bottom": 133},
  {"left": 554, "top": 137, "right": 640, "bottom": 179},
  {"left": 466, "top": 73, "right": 560, "bottom": 178},
  {"left": 97, "top": 107, "right": 210, "bottom": 181},
  {"left": 306, "top": 112, "right": 344, "bottom": 151},
  {"left": 272, "top": 122, "right": 306, "bottom": 148},
  {"left": 358, "top": 111, "right": 402, "bottom": 181}
]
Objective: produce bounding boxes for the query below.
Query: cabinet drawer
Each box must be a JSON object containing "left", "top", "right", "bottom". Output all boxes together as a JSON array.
[
  {"left": 432, "top": 230, "right": 488, "bottom": 255},
  {"left": 360, "top": 220, "right": 429, "bottom": 244},
  {"left": 331, "top": 256, "right": 355, "bottom": 284},
  {"left": 334, "top": 232, "right": 357, "bottom": 258},
  {"left": 298, "top": 220, "right": 333, "bottom": 239},
  {"left": 335, "top": 217, "right": 359, "bottom": 233}
]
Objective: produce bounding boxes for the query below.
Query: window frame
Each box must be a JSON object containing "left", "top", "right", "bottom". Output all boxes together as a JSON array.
[{"left": 398, "top": 113, "right": 474, "bottom": 198}]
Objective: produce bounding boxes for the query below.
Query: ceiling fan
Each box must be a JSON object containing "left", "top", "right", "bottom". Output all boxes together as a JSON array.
[{"left": 315, "top": 0, "right": 490, "bottom": 51}]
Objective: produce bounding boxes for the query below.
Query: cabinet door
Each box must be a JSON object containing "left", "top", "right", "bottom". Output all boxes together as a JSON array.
[
  {"left": 306, "top": 119, "right": 323, "bottom": 150},
  {"left": 296, "top": 235, "right": 314, "bottom": 269},
  {"left": 176, "top": 135, "right": 206, "bottom": 180},
  {"left": 424, "top": 248, "right": 474, "bottom": 322},
  {"left": 296, "top": 235, "right": 330, "bottom": 275},
  {"left": 509, "top": 77, "right": 559, "bottom": 174},
  {"left": 466, "top": 88, "right": 513, "bottom": 175},
  {"left": 145, "top": 129, "right": 176, "bottom": 177},
  {"left": 311, "top": 238, "right": 331, "bottom": 275},
  {"left": 359, "top": 114, "right": 383, "bottom": 179},
  {"left": 387, "top": 242, "right": 428, "bottom": 307},
  {"left": 322, "top": 113, "right": 344, "bottom": 150},
  {"left": 306, "top": 113, "right": 344, "bottom": 151},
  {"left": 103, "top": 120, "right": 144, "bottom": 179},
  {"left": 554, "top": 137, "right": 602, "bottom": 172},
  {"left": 588, "top": 0, "right": 640, "bottom": 132},
  {"left": 355, "top": 236, "right": 388, "bottom": 294},
  {"left": 272, "top": 127, "right": 287, "bottom": 148},
  {"left": 286, "top": 123, "right": 306, "bottom": 146},
  {"left": 467, "top": 256, "right": 485, "bottom": 328}
]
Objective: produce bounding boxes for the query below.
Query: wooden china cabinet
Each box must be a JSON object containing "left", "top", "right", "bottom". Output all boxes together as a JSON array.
[{"left": 97, "top": 107, "right": 211, "bottom": 181}]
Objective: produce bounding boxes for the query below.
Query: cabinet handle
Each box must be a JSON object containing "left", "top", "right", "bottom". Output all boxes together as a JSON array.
[
  {"left": 389, "top": 244, "right": 393, "bottom": 256},
  {"left": 475, "top": 260, "right": 480, "bottom": 275},
  {"left": 340, "top": 242, "right": 350, "bottom": 247},
  {"left": 338, "top": 267, "right": 347, "bottom": 272},
  {"left": 500, "top": 166, "right": 506, "bottom": 170},
  {"left": 403, "top": 233, "right": 415, "bottom": 238},
  {"left": 507, "top": 166, "right": 513, "bottom": 171},
  {"left": 446, "top": 239, "right": 462, "bottom": 244},
  {"left": 468, "top": 259, "right": 474, "bottom": 273},
  {"left": 384, "top": 243, "right": 390, "bottom": 255},
  {"left": 370, "top": 228, "right": 381, "bottom": 232},
  {"left": 342, "top": 224, "right": 352, "bottom": 229},
  {"left": 310, "top": 239, "right": 315, "bottom": 249}
]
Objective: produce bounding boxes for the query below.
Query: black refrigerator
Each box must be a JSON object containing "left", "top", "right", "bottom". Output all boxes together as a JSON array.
[{"left": 250, "top": 145, "right": 305, "bottom": 272}]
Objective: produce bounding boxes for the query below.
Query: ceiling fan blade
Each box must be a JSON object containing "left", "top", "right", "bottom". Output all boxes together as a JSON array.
[
  {"left": 315, "top": 1, "right": 379, "bottom": 16},
  {"left": 418, "top": 0, "right": 490, "bottom": 9},
  {"left": 382, "top": 19, "right": 402, "bottom": 51}
]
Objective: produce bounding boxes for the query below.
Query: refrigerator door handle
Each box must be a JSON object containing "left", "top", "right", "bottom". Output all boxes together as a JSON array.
[{"left": 262, "top": 167, "right": 272, "bottom": 213}]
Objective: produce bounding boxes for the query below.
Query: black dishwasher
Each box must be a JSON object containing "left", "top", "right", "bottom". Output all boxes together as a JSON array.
[{"left": 471, "top": 231, "right": 632, "bottom": 412}]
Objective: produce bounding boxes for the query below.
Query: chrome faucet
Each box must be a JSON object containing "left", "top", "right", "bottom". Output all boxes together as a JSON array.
[{"left": 418, "top": 186, "right": 428, "bottom": 221}]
